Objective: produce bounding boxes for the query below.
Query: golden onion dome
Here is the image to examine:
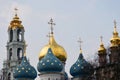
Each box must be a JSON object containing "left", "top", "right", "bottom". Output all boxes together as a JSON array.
[
  {"left": 98, "top": 36, "right": 106, "bottom": 54},
  {"left": 39, "top": 34, "right": 67, "bottom": 62},
  {"left": 8, "top": 9, "right": 24, "bottom": 30},
  {"left": 110, "top": 20, "right": 120, "bottom": 48}
]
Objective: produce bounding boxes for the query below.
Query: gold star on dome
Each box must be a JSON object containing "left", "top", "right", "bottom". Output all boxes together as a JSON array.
[
  {"left": 55, "top": 60, "right": 57, "bottom": 62},
  {"left": 24, "top": 60, "right": 26, "bottom": 62},
  {"left": 59, "top": 64, "right": 61, "bottom": 66},
  {"left": 16, "top": 68, "right": 19, "bottom": 70},
  {"left": 48, "top": 51, "right": 51, "bottom": 53},
  {"left": 42, "top": 63, "right": 45, "bottom": 66},
  {"left": 18, "top": 70, "right": 21, "bottom": 73},
  {"left": 22, "top": 67, "right": 24, "bottom": 70},
  {"left": 51, "top": 63, "right": 54, "bottom": 65},
  {"left": 47, "top": 60, "right": 50, "bottom": 62},
  {"left": 26, "top": 70, "right": 28, "bottom": 73}
]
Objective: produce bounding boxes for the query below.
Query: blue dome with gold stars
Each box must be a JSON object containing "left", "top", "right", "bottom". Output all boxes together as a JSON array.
[
  {"left": 37, "top": 48, "right": 63, "bottom": 73},
  {"left": 70, "top": 52, "right": 93, "bottom": 77},
  {"left": 13, "top": 56, "right": 37, "bottom": 79}
]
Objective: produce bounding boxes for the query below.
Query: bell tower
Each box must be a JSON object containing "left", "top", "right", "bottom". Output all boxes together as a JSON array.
[
  {"left": 98, "top": 36, "right": 107, "bottom": 66},
  {"left": 109, "top": 20, "right": 120, "bottom": 63},
  {"left": 3, "top": 8, "right": 26, "bottom": 80}
]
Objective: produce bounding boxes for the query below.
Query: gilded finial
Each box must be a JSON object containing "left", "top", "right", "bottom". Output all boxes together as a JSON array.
[
  {"left": 48, "top": 18, "right": 56, "bottom": 34},
  {"left": 78, "top": 38, "right": 83, "bottom": 53},
  {"left": 110, "top": 20, "right": 120, "bottom": 47},
  {"left": 9, "top": 8, "right": 23, "bottom": 30},
  {"left": 98, "top": 36, "right": 106, "bottom": 53}
]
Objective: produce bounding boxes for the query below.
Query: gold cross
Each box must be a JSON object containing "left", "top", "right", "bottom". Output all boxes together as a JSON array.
[
  {"left": 114, "top": 20, "right": 117, "bottom": 28},
  {"left": 48, "top": 18, "right": 56, "bottom": 34},
  {"left": 14, "top": 8, "right": 18, "bottom": 15},
  {"left": 100, "top": 36, "right": 103, "bottom": 43}
]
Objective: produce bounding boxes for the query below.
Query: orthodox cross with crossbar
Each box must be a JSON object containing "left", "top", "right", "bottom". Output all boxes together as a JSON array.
[
  {"left": 48, "top": 18, "right": 56, "bottom": 34},
  {"left": 78, "top": 38, "right": 83, "bottom": 53}
]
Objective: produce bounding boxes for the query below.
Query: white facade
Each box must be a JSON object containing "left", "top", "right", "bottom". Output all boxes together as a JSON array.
[{"left": 39, "top": 73, "right": 64, "bottom": 80}]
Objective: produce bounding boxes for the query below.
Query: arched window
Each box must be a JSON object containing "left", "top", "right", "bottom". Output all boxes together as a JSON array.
[
  {"left": 10, "top": 30, "right": 13, "bottom": 42},
  {"left": 48, "top": 78, "right": 50, "bottom": 80},
  {"left": 17, "top": 48, "right": 23, "bottom": 60},
  {"left": 9, "top": 49, "right": 12, "bottom": 60},
  {"left": 8, "top": 73, "right": 11, "bottom": 80},
  {"left": 17, "top": 29, "right": 22, "bottom": 41}
]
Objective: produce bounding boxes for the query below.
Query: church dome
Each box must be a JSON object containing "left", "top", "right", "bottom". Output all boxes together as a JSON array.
[
  {"left": 70, "top": 52, "right": 93, "bottom": 77},
  {"left": 8, "top": 10, "right": 24, "bottom": 30},
  {"left": 13, "top": 56, "right": 37, "bottom": 79},
  {"left": 110, "top": 20, "right": 120, "bottom": 48},
  {"left": 39, "top": 34, "right": 67, "bottom": 62},
  {"left": 98, "top": 36, "right": 106, "bottom": 54},
  {"left": 37, "top": 48, "right": 63, "bottom": 73}
]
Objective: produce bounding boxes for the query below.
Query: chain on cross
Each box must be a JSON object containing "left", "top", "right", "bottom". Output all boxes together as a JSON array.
[{"left": 48, "top": 18, "right": 56, "bottom": 34}]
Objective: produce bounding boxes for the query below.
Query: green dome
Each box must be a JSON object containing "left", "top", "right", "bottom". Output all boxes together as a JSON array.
[
  {"left": 37, "top": 48, "right": 63, "bottom": 73},
  {"left": 13, "top": 56, "right": 37, "bottom": 79}
]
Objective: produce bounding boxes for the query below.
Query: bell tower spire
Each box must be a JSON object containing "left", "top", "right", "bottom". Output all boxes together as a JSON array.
[
  {"left": 3, "top": 8, "right": 26, "bottom": 80},
  {"left": 110, "top": 20, "right": 120, "bottom": 48},
  {"left": 98, "top": 36, "right": 107, "bottom": 66},
  {"left": 110, "top": 20, "right": 120, "bottom": 63}
]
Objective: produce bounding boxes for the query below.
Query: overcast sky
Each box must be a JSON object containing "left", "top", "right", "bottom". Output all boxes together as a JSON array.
[{"left": 0, "top": 0, "right": 120, "bottom": 79}]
